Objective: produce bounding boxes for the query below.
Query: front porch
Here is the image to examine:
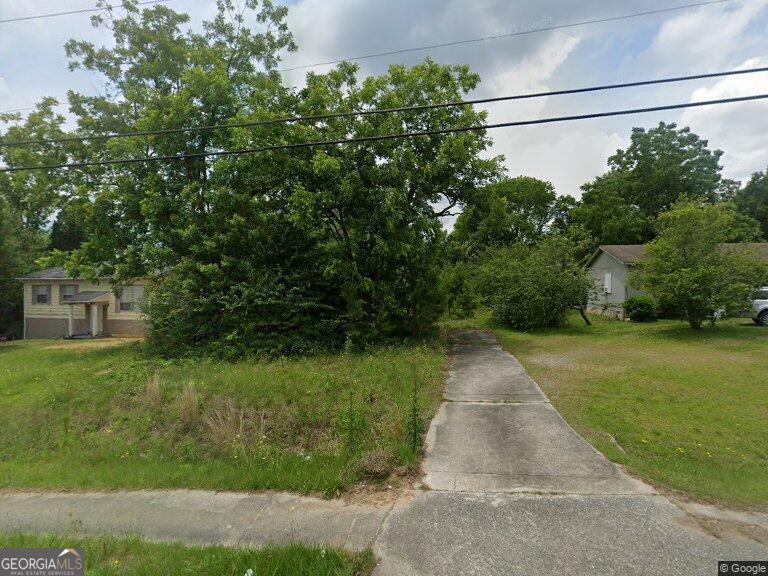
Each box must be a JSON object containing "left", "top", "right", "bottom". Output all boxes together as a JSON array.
[{"left": 64, "top": 291, "right": 111, "bottom": 338}]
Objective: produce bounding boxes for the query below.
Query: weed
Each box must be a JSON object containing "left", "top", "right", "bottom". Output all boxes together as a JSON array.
[
  {"left": 145, "top": 371, "right": 163, "bottom": 407},
  {"left": 203, "top": 399, "right": 245, "bottom": 456},
  {"left": 405, "top": 374, "right": 424, "bottom": 455},
  {"left": 180, "top": 383, "right": 199, "bottom": 429}
]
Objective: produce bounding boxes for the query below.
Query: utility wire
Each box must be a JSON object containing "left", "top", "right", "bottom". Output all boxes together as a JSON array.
[
  {"left": 279, "top": 0, "right": 735, "bottom": 72},
  {"left": 2, "top": 93, "right": 766, "bottom": 173},
  {"left": 2, "top": 65, "right": 766, "bottom": 148},
  {"left": 0, "top": 0, "right": 170, "bottom": 24}
]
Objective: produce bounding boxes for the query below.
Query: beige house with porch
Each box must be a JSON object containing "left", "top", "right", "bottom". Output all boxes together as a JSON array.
[{"left": 18, "top": 267, "right": 146, "bottom": 339}]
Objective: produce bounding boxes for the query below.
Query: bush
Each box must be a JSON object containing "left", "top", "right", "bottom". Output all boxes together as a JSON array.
[
  {"left": 471, "top": 237, "right": 594, "bottom": 330},
  {"left": 623, "top": 296, "right": 656, "bottom": 322}
]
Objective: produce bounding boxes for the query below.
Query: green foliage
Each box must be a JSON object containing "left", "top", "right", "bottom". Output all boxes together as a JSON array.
[
  {"left": 50, "top": 199, "right": 90, "bottom": 251},
  {"left": 634, "top": 199, "right": 767, "bottom": 329},
  {"left": 440, "top": 261, "right": 477, "bottom": 319},
  {"left": 623, "top": 295, "right": 656, "bottom": 322},
  {"left": 0, "top": 199, "right": 49, "bottom": 332},
  {"left": 572, "top": 173, "right": 653, "bottom": 250},
  {"left": 452, "top": 176, "right": 563, "bottom": 254},
  {"left": 471, "top": 237, "right": 594, "bottom": 330},
  {"left": 607, "top": 122, "right": 728, "bottom": 217},
  {"left": 571, "top": 122, "right": 733, "bottom": 252},
  {"left": 15, "top": 1, "right": 498, "bottom": 356},
  {"left": 0, "top": 533, "right": 375, "bottom": 576},
  {"left": 406, "top": 377, "right": 424, "bottom": 455},
  {"left": 734, "top": 167, "right": 768, "bottom": 238}
]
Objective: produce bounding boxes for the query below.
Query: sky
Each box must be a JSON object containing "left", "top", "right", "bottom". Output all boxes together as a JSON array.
[{"left": 1, "top": 0, "right": 768, "bottom": 203}]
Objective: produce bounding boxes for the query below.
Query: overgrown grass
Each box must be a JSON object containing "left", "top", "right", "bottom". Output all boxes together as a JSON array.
[
  {"left": 0, "top": 338, "right": 446, "bottom": 494},
  {"left": 0, "top": 533, "right": 374, "bottom": 576},
  {"left": 470, "top": 314, "right": 767, "bottom": 509}
]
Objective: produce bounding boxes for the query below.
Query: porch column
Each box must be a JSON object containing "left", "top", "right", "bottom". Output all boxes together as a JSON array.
[
  {"left": 68, "top": 305, "right": 74, "bottom": 337},
  {"left": 91, "top": 304, "right": 99, "bottom": 336}
]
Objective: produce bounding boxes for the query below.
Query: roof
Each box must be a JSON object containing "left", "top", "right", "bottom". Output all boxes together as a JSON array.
[
  {"left": 586, "top": 245, "right": 646, "bottom": 268},
  {"left": 587, "top": 242, "right": 768, "bottom": 268},
  {"left": 17, "top": 267, "right": 74, "bottom": 280},
  {"left": 62, "top": 290, "right": 110, "bottom": 304}
]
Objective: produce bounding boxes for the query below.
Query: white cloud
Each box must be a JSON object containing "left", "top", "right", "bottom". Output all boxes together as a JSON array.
[
  {"left": 638, "top": 0, "right": 768, "bottom": 72},
  {"left": 679, "top": 58, "right": 768, "bottom": 183}
]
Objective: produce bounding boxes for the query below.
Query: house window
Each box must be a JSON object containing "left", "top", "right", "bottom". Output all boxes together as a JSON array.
[
  {"left": 59, "top": 284, "right": 79, "bottom": 302},
  {"left": 32, "top": 285, "right": 51, "bottom": 304},
  {"left": 119, "top": 285, "right": 145, "bottom": 312},
  {"left": 603, "top": 272, "right": 612, "bottom": 294}
]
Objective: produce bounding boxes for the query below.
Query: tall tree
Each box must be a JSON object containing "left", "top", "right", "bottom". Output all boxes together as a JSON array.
[
  {"left": 34, "top": 1, "right": 499, "bottom": 354},
  {"left": 0, "top": 99, "right": 71, "bottom": 230},
  {"left": 607, "top": 122, "right": 728, "bottom": 217},
  {"left": 734, "top": 168, "right": 768, "bottom": 239},
  {"left": 571, "top": 172, "right": 653, "bottom": 250},
  {"left": 452, "top": 176, "right": 564, "bottom": 255}
]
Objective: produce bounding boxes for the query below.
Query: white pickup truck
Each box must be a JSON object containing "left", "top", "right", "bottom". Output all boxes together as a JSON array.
[{"left": 754, "top": 287, "right": 768, "bottom": 326}]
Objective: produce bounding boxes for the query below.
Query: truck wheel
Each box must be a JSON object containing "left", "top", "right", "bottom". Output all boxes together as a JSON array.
[{"left": 758, "top": 311, "right": 768, "bottom": 327}]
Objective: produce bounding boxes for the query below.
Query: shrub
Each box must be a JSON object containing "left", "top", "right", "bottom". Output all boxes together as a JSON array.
[
  {"left": 471, "top": 236, "right": 594, "bottom": 330},
  {"left": 623, "top": 296, "right": 656, "bottom": 322}
]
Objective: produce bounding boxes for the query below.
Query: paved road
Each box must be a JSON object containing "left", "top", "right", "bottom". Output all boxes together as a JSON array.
[
  {"left": 0, "top": 490, "right": 389, "bottom": 551},
  {"left": 374, "top": 330, "right": 767, "bottom": 575}
]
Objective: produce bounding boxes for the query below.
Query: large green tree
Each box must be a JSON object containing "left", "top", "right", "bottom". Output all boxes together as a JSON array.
[
  {"left": 634, "top": 199, "right": 766, "bottom": 329},
  {"left": 452, "top": 176, "right": 568, "bottom": 255},
  {"left": 607, "top": 122, "right": 729, "bottom": 217},
  {"left": 17, "top": 1, "right": 499, "bottom": 355}
]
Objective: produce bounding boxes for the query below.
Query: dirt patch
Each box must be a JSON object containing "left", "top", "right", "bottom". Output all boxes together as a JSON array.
[
  {"left": 45, "top": 338, "right": 142, "bottom": 351},
  {"left": 527, "top": 352, "right": 578, "bottom": 369}
]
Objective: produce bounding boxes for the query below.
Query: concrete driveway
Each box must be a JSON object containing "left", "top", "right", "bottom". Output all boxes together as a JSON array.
[{"left": 374, "top": 330, "right": 767, "bottom": 575}]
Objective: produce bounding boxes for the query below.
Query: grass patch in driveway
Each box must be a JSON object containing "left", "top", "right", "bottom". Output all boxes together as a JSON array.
[
  {"left": 0, "top": 532, "right": 374, "bottom": 576},
  {"left": 0, "top": 338, "right": 446, "bottom": 495},
  {"left": 462, "top": 315, "right": 767, "bottom": 509}
]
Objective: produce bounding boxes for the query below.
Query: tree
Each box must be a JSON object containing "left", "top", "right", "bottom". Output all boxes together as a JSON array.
[
  {"left": 452, "top": 176, "right": 563, "bottom": 254},
  {"left": 50, "top": 199, "right": 91, "bottom": 251},
  {"left": 734, "top": 168, "right": 768, "bottom": 239},
  {"left": 0, "top": 199, "right": 49, "bottom": 333},
  {"left": 571, "top": 173, "right": 652, "bottom": 250},
  {"left": 43, "top": 1, "right": 499, "bottom": 355},
  {"left": 634, "top": 199, "right": 766, "bottom": 329},
  {"left": 471, "top": 236, "right": 594, "bottom": 330},
  {"left": 607, "top": 122, "right": 728, "bottom": 217},
  {"left": 0, "top": 99, "right": 71, "bottom": 230}
]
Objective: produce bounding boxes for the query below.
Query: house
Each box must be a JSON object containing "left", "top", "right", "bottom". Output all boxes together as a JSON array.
[
  {"left": 18, "top": 267, "right": 146, "bottom": 339},
  {"left": 585, "top": 245, "right": 647, "bottom": 317},
  {"left": 585, "top": 243, "right": 768, "bottom": 317}
]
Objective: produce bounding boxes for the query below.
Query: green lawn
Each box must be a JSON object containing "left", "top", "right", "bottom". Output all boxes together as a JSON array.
[
  {"left": 486, "top": 315, "right": 768, "bottom": 509},
  {"left": 0, "top": 533, "right": 374, "bottom": 576},
  {"left": 0, "top": 338, "right": 446, "bottom": 494}
]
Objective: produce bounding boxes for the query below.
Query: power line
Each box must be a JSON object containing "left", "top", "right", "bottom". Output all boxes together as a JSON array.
[
  {"left": 3, "top": 65, "right": 766, "bottom": 148},
  {"left": 0, "top": 0, "right": 735, "bottom": 114},
  {"left": 2, "top": 93, "right": 766, "bottom": 173},
  {"left": 279, "top": 0, "right": 736, "bottom": 72},
  {"left": 0, "top": 0, "right": 170, "bottom": 24}
]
